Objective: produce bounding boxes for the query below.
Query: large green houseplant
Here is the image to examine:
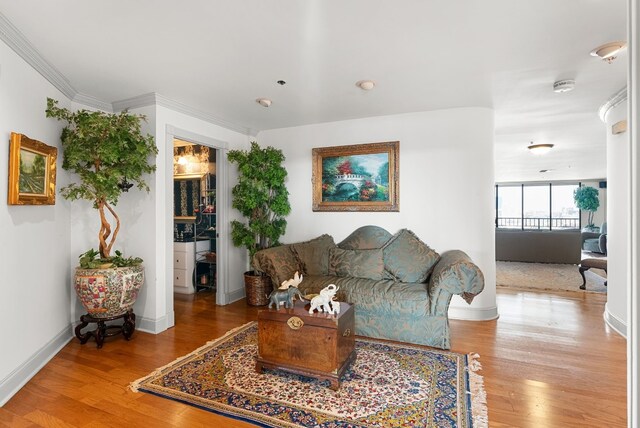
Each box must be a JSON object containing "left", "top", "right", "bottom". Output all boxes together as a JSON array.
[
  {"left": 574, "top": 186, "right": 600, "bottom": 230},
  {"left": 46, "top": 98, "right": 158, "bottom": 321},
  {"left": 228, "top": 142, "right": 291, "bottom": 305}
]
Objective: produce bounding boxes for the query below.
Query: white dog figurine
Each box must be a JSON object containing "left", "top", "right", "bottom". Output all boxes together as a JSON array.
[
  {"left": 279, "top": 271, "right": 303, "bottom": 290},
  {"left": 309, "top": 284, "right": 339, "bottom": 315}
]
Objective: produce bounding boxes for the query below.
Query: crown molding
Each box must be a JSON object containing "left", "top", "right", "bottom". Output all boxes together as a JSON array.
[
  {"left": 0, "top": 12, "right": 77, "bottom": 100},
  {"left": 72, "top": 93, "right": 113, "bottom": 112},
  {"left": 113, "top": 92, "right": 252, "bottom": 135},
  {"left": 599, "top": 86, "right": 628, "bottom": 122},
  {"left": 0, "top": 12, "right": 251, "bottom": 136}
]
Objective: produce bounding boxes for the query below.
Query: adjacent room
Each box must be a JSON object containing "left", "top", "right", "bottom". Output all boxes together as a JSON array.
[{"left": 0, "top": 1, "right": 637, "bottom": 427}]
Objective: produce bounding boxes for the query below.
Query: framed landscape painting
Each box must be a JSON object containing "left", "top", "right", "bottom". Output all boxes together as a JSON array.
[
  {"left": 8, "top": 132, "right": 57, "bottom": 205},
  {"left": 312, "top": 141, "right": 399, "bottom": 212}
]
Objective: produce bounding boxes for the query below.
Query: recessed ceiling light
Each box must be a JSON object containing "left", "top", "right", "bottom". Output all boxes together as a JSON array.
[
  {"left": 356, "top": 80, "right": 376, "bottom": 91},
  {"left": 553, "top": 79, "right": 575, "bottom": 93},
  {"left": 527, "top": 142, "right": 554, "bottom": 155},
  {"left": 256, "top": 98, "right": 272, "bottom": 107},
  {"left": 590, "top": 41, "right": 627, "bottom": 63}
]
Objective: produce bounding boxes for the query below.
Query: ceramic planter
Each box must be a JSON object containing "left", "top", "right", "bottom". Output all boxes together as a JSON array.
[{"left": 74, "top": 265, "right": 144, "bottom": 318}]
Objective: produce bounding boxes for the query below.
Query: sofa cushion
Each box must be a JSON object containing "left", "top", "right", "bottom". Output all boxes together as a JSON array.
[
  {"left": 383, "top": 229, "right": 440, "bottom": 283},
  {"left": 338, "top": 225, "right": 393, "bottom": 250},
  {"left": 291, "top": 234, "right": 336, "bottom": 276},
  {"left": 252, "top": 245, "right": 300, "bottom": 287},
  {"left": 329, "top": 248, "right": 385, "bottom": 280},
  {"left": 297, "top": 275, "right": 430, "bottom": 317}
]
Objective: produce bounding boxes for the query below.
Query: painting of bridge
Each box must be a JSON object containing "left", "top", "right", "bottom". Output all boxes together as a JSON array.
[
  {"left": 321, "top": 152, "right": 390, "bottom": 202},
  {"left": 19, "top": 148, "right": 47, "bottom": 195}
]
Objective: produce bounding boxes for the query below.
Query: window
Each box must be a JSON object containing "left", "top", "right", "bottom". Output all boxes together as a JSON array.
[
  {"left": 496, "top": 186, "right": 522, "bottom": 228},
  {"left": 496, "top": 183, "right": 580, "bottom": 230}
]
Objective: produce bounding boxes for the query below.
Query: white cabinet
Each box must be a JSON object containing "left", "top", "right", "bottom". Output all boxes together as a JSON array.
[{"left": 173, "top": 241, "right": 208, "bottom": 294}]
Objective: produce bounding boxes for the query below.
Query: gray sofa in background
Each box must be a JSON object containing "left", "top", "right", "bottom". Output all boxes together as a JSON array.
[
  {"left": 253, "top": 225, "right": 485, "bottom": 350},
  {"left": 582, "top": 222, "right": 607, "bottom": 255},
  {"left": 495, "top": 229, "right": 581, "bottom": 264}
]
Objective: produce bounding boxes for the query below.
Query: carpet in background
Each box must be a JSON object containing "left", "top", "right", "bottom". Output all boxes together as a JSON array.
[
  {"left": 131, "top": 322, "right": 487, "bottom": 428},
  {"left": 496, "top": 260, "right": 607, "bottom": 293}
]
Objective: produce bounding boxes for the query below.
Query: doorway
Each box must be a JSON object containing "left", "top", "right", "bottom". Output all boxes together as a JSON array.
[
  {"left": 172, "top": 139, "right": 218, "bottom": 298},
  {"left": 165, "top": 126, "right": 229, "bottom": 329}
]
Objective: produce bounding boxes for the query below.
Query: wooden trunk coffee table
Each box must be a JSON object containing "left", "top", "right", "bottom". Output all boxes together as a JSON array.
[{"left": 256, "top": 300, "right": 355, "bottom": 390}]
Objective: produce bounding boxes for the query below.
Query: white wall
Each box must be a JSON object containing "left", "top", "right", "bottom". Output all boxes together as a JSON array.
[
  {"left": 129, "top": 105, "right": 250, "bottom": 333},
  {"left": 257, "top": 108, "right": 498, "bottom": 321},
  {"left": 0, "top": 40, "right": 72, "bottom": 405},
  {"left": 604, "top": 100, "right": 628, "bottom": 336}
]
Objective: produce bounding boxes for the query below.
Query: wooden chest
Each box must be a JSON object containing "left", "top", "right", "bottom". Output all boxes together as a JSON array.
[{"left": 256, "top": 300, "right": 355, "bottom": 390}]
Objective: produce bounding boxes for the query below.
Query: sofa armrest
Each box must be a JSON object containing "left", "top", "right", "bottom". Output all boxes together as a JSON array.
[
  {"left": 427, "top": 250, "right": 484, "bottom": 315},
  {"left": 581, "top": 231, "right": 600, "bottom": 244}
]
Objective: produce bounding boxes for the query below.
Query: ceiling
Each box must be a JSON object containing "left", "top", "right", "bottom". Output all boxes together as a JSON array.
[{"left": 0, "top": 0, "right": 627, "bottom": 182}]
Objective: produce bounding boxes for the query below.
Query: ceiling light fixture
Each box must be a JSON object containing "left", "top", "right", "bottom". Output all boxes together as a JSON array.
[
  {"left": 553, "top": 79, "right": 575, "bottom": 93},
  {"left": 256, "top": 98, "right": 272, "bottom": 107},
  {"left": 356, "top": 80, "right": 376, "bottom": 91},
  {"left": 528, "top": 142, "right": 554, "bottom": 155},
  {"left": 276, "top": 80, "right": 286, "bottom": 85},
  {"left": 177, "top": 156, "right": 188, "bottom": 165},
  {"left": 590, "top": 41, "right": 627, "bottom": 63}
]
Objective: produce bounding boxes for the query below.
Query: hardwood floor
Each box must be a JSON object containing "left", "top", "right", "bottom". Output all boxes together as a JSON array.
[{"left": 0, "top": 288, "right": 626, "bottom": 427}]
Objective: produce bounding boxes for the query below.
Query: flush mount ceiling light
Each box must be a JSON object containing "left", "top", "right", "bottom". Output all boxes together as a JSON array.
[
  {"left": 528, "top": 142, "right": 554, "bottom": 155},
  {"left": 256, "top": 98, "right": 272, "bottom": 107},
  {"left": 553, "top": 79, "right": 575, "bottom": 93},
  {"left": 590, "top": 41, "right": 627, "bottom": 63},
  {"left": 356, "top": 80, "right": 376, "bottom": 91}
]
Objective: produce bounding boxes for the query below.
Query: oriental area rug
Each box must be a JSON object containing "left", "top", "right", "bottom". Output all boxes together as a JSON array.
[{"left": 130, "top": 322, "right": 488, "bottom": 428}]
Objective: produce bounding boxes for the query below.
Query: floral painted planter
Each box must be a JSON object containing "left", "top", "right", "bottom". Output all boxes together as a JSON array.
[{"left": 74, "top": 265, "right": 144, "bottom": 318}]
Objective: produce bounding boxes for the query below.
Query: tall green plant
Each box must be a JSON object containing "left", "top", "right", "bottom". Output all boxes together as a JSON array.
[
  {"left": 573, "top": 186, "right": 600, "bottom": 227},
  {"left": 228, "top": 142, "right": 291, "bottom": 267},
  {"left": 46, "top": 98, "right": 158, "bottom": 258}
]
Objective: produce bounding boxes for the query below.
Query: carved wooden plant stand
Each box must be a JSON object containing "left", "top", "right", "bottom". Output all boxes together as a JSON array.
[{"left": 74, "top": 310, "right": 136, "bottom": 349}]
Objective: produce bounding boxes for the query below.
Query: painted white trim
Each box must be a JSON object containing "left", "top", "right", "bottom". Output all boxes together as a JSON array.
[
  {"left": 72, "top": 92, "right": 113, "bottom": 112},
  {"left": 0, "top": 325, "right": 73, "bottom": 406},
  {"left": 448, "top": 305, "right": 499, "bottom": 321},
  {"left": 604, "top": 303, "right": 628, "bottom": 337},
  {"left": 628, "top": 0, "right": 639, "bottom": 425},
  {"left": 114, "top": 93, "right": 252, "bottom": 136},
  {"left": 164, "top": 126, "right": 231, "bottom": 315},
  {"left": 226, "top": 287, "right": 246, "bottom": 304},
  {"left": 0, "top": 12, "right": 76, "bottom": 100},
  {"left": 137, "top": 315, "right": 169, "bottom": 334},
  {"left": 600, "top": 87, "right": 629, "bottom": 123}
]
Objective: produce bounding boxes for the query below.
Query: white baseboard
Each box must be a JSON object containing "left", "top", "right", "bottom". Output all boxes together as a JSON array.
[
  {"left": 226, "top": 288, "right": 246, "bottom": 304},
  {"left": 137, "top": 315, "right": 169, "bottom": 334},
  {"left": 603, "top": 303, "right": 627, "bottom": 338},
  {"left": 0, "top": 325, "right": 73, "bottom": 406},
  {"left": 448, "top": 305, "right": 499, "bottom": 321}
]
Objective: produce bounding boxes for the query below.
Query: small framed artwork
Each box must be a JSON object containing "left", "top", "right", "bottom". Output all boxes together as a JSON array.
[
  {"left": 312, "top": 141, "right": 399, "bottom": 212},
  {"left": 7, "top": 132, "right": 57, "bottom": 205}
]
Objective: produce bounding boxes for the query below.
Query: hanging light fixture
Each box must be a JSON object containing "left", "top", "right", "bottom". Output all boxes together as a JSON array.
[
  {"left": 527, "top": 142, "right": 554, "bottom": 155},
  {"left": 118, "top": 177, "right": 134, "bottom": 192}
]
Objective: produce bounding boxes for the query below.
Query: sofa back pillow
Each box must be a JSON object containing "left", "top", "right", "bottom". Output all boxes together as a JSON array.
[
  {"left": 329, "top": 248, "right": 385, "bottom": 280},
  {"left": 383, "top": 229, "right": 440, "bottom": 283},
  {"left": 291, "top": 234, "right": 336, "bottom": 276},
  {"left": 252, "top": 245, "right": 301, "bottom": 288},
  {"left": 338, "top": 225, "right": 393, "bottom": 250}
]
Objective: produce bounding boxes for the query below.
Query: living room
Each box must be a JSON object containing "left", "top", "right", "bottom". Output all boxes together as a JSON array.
[{"left": 0, "top": 1, "right": 638, "bottom": 427}]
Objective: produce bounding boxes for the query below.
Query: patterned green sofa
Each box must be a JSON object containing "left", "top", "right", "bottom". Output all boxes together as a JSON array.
[{"left": 253, "top": 226, "right": 484, "bottom": 349}]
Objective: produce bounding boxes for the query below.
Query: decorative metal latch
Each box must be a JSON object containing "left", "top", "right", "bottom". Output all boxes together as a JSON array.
[
  {"left": 287, "top": 316, "right": 304, "bottom": 330},
  {"left": 343, "top": 328, "right": 351, "bottom": 337}
]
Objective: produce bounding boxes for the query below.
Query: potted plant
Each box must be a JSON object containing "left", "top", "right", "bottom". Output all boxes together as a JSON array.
[
  {"left": 574, "top": 186, "right": 600, "bottom": 231},
  {"left": 227, "top": 142, "right": 291, "bottom": 305},
  {"left": 46, "top": 98, "right": 158, "bottom": 319}
]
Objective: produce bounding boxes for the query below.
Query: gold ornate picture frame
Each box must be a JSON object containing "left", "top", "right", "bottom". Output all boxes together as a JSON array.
[
  {"left": 8, "top": 132, "right": 57, "bottom": 205},
  {"left": 312, "top": 141, "right": 399, "bottom": 212}
]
